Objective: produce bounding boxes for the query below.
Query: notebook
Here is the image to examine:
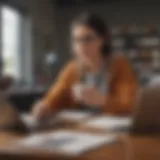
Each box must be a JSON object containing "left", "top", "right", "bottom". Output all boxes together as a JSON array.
[{"left": 17, "top": 130, "right": 117, "bottom": 155}]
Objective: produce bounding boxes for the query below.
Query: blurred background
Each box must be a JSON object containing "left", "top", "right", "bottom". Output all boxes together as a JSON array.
[{"left": 1, "top": 0, "right": 160, "bottom": 111}]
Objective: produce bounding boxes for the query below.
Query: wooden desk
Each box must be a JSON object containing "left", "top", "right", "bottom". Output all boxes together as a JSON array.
[{"left": 0, "top": 131, "right": 159, "bottom": 160}]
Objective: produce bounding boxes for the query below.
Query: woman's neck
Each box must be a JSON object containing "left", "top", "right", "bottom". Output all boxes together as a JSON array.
[{"left": 86, "top": 55, "right": 104, "bottom": 73}]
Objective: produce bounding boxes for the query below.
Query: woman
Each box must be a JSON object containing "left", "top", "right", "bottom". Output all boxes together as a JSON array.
[{"left": 33, "top": 13, "right": 138, "bottom": 119}]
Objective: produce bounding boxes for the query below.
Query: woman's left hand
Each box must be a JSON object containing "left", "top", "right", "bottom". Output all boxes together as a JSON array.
[{"left": 82, "top": 87, "right": 106, "bottom": 107}]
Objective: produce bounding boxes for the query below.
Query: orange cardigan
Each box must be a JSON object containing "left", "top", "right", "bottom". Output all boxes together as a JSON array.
[{"left": 43, "top": 56, "right": 138, "bottom": 114}]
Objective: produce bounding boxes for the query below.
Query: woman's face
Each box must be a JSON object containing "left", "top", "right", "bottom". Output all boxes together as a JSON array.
[{"left": 71, "top": 25, "right": 104, "bottom": 64}]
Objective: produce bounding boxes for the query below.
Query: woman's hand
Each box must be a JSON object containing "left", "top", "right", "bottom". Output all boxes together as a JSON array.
[
  {"left": 32, "top": 101, "right": 51, "bottom": 120},
  {"left": 72, "top": 84, "right": 106, "bottom": 107}
]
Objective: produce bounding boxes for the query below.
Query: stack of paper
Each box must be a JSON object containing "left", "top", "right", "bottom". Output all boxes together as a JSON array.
[
  {"left": 55, "top": 110, "right": 92, "bottom": 122},
  {"left": 83, "top": 115, "right": 132, "bottom": 131},
  {"left": 17, "top": 130, "right": 116, "bottom": 155}
]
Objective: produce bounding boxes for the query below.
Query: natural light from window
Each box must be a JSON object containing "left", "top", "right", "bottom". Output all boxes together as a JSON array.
[{"left": 2, "top": 6, "right": 21, "bottom": 79}]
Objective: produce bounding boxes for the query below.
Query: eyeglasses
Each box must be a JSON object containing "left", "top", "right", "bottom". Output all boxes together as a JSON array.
[{"left": 71, "top": 34, "right": 100, "bottom": 45}]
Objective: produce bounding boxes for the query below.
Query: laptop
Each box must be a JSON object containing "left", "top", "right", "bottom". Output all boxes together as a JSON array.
[{"left": 131, "top": 84, "right": 160, "bottom": 133}]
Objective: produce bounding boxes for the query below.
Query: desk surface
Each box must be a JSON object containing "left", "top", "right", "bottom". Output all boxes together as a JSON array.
[
  {"left": 0, "top": 113, "right": 159, "bottom": 160},
  {"left": 0, "top": 130, "right": 159, "bottom": 160}
]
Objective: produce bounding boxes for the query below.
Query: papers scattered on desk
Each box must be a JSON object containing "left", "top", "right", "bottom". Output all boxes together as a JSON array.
[
  {"left": 17, "top": 130, "right": 116, "bottom": 155},
  {"left": 83, "top": 115, "right": 132, "bottom": 131},
  {"left": 21, "top": 110, "right": 92, "bottom": 131},
  {"left": 55, "top": 110, "right": 92, "bottom": 122}
]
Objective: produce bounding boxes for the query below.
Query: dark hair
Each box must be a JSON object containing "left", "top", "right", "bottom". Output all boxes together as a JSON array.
[{"left": 71, "top": 12, "right": 112, "bottom": 56}]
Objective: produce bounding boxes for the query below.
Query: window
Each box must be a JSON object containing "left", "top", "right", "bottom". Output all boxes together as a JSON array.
[
  {"left": 2, "top": 6, "right": 21, "bottom": 79},
  {"left": 0, "top": 5, "right": 32, "bottom": 84}
]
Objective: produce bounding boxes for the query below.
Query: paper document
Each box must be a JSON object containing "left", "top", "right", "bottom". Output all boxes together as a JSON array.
[
  {"left": 55, "top": 110, "right": 92, "bottom": 121},
  {"left": 21, "top": 110, "right": 92, "bottom": 125},
  {"left": 83, "top": 115, "right": 132, "bottom": 131},
  {"left": 21, "top": 110, "right": 92, "bottom": 130},
  {"left": 17, "top": 130, "right": 116, "bottom": 155}
]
